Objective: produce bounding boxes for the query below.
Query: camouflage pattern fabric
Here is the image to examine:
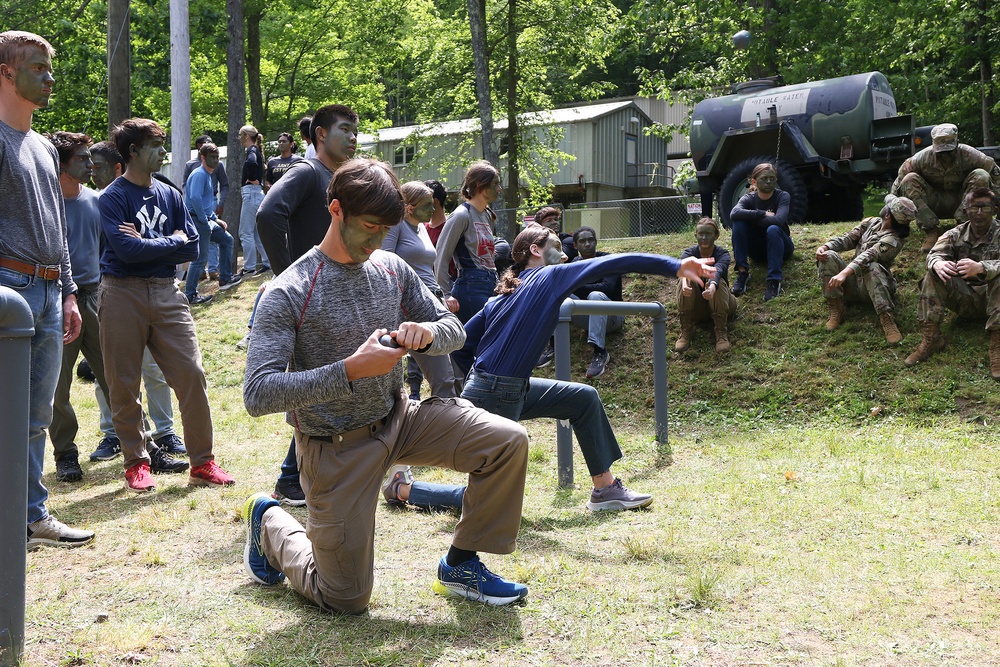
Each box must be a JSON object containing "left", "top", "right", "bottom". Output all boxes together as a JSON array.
[
  {"left": 891, "top": 145, "right": 1000, "bottom": 230},
  {"left": 918, "top": 219, "right": 1000, "bottom": 329},
  {"left": 818, "top": 216, "right": 904, "bottom": 312}
]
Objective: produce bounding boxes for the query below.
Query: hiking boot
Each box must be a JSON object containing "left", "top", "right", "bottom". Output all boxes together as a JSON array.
[
  {"left": 585, "top": 477, "right": 653, "bottom": 511},
  {"left": 27, "top": 515, "right": 94, "bottom": 550},
  {"left": 187, "top": 294, "right": 214, "bottom": 306},
  {"left": 433, "top": 555, "right": 528, "bottom": 606},
  {"left": 55, "top": 453, "right": 83, "bottom": 482},
  {"left": 879, "top": 311, "right": 903, "bottom": 345},
  {"left": 148, "top": 443, "right": 189, "bottom": 474},
  {"left": 535, "top": 340, "right": 554, "bottom": 368},
  {"left": 826, "top": 298, "right": 845, "bottom": 331},
  {"left": 763, "top": 280, "right": 782, "bottom": 302},
  {"left": 713, "top": 314, "right": 731, "bottom": 353},
  {"left": 904, "top": 322, "right": 945, "bottom": 367},
  {"left": 189, "top": 460, "right": 235, "bottom": 487},
  {"left": 674, "top": 313, "right": 694, "bottom": 352},
  {"left": 243, "top": 493, "right": 285, "bottom": 585},
  {"left": 273, "top": 479, "right": 307, "bottom": 507},
  {"left": 920, "top": 226, "right": 941, "bottom": 252},
  {"left": 586, "top": 348, "right": 610, "bottom": 379},
  {"left": 990, "top": 330, "right": 1000, "bottom": 381},
  {"left": 219, "top": 274, "right": 243, "bottom": 291},
  {"left": 731, "top": 270, "right": 750, "bottom": 297},
  {"left": 154, "top": 433, "right": 187, "bottom": 455},
  {"left": 382, "top": 465, "right": 414, "bottom": 507},
  {"left": 89, "top": 435, "right": 121, "bottom": 462},
  {"left": 125, "top": 462, "right": 156, "bottom": 493}
]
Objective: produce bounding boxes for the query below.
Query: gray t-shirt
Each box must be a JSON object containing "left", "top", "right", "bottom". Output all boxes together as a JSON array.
[
  {"left": 244, "top": 247, "right": 464, "bottom": 435},
  {"left": 381, "top": 220, "right": 439, "bottom": 291},
  {"left": 64, "top": 186, "right": 102, "bottom": 286},
  {"left": 0, "top": 120, "right": 75, "bottom": 297}
]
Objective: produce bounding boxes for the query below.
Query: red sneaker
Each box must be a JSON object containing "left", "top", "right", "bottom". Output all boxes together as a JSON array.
[
  {"left": 189, "top": 460, "right": 236, "bottom": 487},
  {"left": 125, "top": 462, "right": 156, "bottom": 493}
]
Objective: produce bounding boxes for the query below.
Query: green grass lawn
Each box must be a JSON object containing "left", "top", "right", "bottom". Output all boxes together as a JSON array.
[{"left": 25, "top": 224, "right": 1000, "bottom": 666}]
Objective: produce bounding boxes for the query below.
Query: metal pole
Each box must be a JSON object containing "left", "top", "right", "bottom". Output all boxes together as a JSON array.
[
  {"left": 169, "top": 0, "right": 191, "bottom": 187},
  {"left": 0, "top": 287, "right": 35, "bottom": 667},
  {"left": 553, "top": 299, "right": 669, "bottom": 488}
]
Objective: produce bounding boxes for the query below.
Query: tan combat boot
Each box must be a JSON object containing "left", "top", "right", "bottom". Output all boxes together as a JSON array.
[
  {"left": 879, "top": 311, "right": 903, "bottom": 345},
  {"left": 920, "top": 226, "right": 941, "bottom": 252},
  {"left": 904, "top": 322, "right": 944, "bottom": 366},
  {"left": 990, "top": 330, "right": 1000, "bottom": 381},
  {"left": 825, "top": 298, "right": 845, "bottom": 331},
  {"left": 713, "top": 314, "right": 731, "bottom": 353},
  {"left": 674, "top": 313, "right": 694, "bottom": 352}
]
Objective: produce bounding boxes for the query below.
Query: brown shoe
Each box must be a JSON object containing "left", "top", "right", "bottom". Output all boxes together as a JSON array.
[
  {"left": 920, "top": 227, "right": 941, "bottom": 252},
  {"left": 674, "top": 313, "right": 694, "bottom": 352},
  {"left": 904, "top": 322, "right": 944, "bottom": 366},
  {"left": 990, "top": 330, "right": 1000, "bottom": 381},
  {"left": 713, "top": 314, "right": 731, "bottom": 353},
  {"left": 825, "top": 298, "right": 845, "bottom": 331},
  {"left": 879, "top": 311, "right": 902, "bottom": 345}
]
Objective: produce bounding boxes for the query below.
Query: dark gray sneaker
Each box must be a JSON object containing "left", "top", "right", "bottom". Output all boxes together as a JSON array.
[
  {"left": 55, "top": 453, "right": 83, "bottom": 482},
  {"left": 148, "top": 443, "right": 189, "bottom": 474},
  {"left": 272, "top": 479, "right": 307, "bottom": 507},
  {"left": 763, "top": 279, "right": 782, "bottom": 302},
  {"left": 586, "top": 478, "right": 653, "bottom": 511},
  {"left": 586, "top": 349, "right": 610, "bottom": 379},
  {"left": 732, "top": 270, "right": 750, "bottom": 297},
  {"left": 89, "top": 435, "right": 121, "bottom": 462}
]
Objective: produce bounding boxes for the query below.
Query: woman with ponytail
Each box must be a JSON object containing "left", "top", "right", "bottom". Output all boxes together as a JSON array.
[{"left": 238, "top": 124, "right": 270, "bottom": 275}]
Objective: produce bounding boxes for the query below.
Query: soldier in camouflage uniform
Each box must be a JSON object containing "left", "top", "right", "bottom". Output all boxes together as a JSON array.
[
  {"left": 905, "top": 187, "right": 1000, "bottom": 380},
  {"left": 816, "top": 195, "right": 916, "bottom": 344},
  {"left": 891, "top": 123, "right": 1000, "bottom": 252}
]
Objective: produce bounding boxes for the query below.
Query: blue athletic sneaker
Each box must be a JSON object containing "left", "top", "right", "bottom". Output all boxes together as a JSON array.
[
  {"left": 243, "top": 493, "right": 285, "bottom": 585},
  {"left": 433, "top": 555, "right": 528, "bottom": 606}
]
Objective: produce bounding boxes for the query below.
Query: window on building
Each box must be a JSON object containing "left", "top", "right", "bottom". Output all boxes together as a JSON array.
[{"left": 394, "top": 145, "right": 416, "bottom": 166}]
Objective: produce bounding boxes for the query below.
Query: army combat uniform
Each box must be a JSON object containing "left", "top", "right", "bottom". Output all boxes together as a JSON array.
[
  {"left": 819, "top": 216, "right": 904, "bottom": 313},
  {"left": 918, "top": 219, "right": 1000, "bottom": 329}
]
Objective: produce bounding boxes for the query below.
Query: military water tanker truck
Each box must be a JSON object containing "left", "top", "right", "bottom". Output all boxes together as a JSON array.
[{"left": 691, "top": 71, "right": 918, "bottom": 227}]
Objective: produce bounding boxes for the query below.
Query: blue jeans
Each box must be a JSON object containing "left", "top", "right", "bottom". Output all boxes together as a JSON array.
[
  {"left": 277, "top": 436, "right": 299, "bottom": 486},
  {"left": 240, "top": 185, "right": 268, "bottom": 271},
  {"left": 453, "top": 268, "right": 498, "bottom": 323},
  {"left": 0, "top": 268, "right": 62, "bottom": 525},
  {"left": 462, "top": 370, "right": 622, "bottom": 477},
  {"left": 185, "top": 219, "right": 234, "bottom": 298},
  {"left": 731, "top": 222, "right": 794, "bottom": 281},
  {"left": 97, "top": 347, "right": 175, "bottom": 439},
  {"left": 208, "top": 242, "right": 219, "bottom": 274},
  {"left": 570, "top": 292, "right": 624, "bottom": 350}
]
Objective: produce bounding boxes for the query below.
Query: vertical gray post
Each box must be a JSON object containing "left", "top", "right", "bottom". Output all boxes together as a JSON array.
[
  {"left": 0, "top": 287, "right": 34, "bottom": 667},
  {"left": 651, "top": 310, "right": 670, "bottom": 463},
  {"left": 554, "top": 302, "right": 574, "bottom": 488}
]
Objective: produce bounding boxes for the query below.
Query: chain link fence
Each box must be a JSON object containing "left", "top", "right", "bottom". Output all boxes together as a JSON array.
[{"left": 566, "top": 195, "right": 701, "bottom": 240}]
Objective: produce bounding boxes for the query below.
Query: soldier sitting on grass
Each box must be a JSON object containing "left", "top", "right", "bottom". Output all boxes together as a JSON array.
[{"left": 815, "top": 195, "right": 916, "bottom": 345}]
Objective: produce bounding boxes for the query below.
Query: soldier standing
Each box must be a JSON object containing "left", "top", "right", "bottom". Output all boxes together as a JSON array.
[
  {"left": 904, "top": 187, "right": 1000, "bottom": 379},
  {"left": 816, "top": 195, "right": 916, "bottom": 344},
  {"left": 891, "top": 123, "right": 1000, "bottom": 252}
]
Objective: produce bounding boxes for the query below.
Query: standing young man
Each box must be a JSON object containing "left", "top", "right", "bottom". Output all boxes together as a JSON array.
[
  {"left": 98, "top": 117, "right": 236, "bottom": 493},
  {"left": 0, "top": 31, "right": 93, "bottom": 548},
  {"left": 242, "top": 158, "right": 529, "bottom": 611}
]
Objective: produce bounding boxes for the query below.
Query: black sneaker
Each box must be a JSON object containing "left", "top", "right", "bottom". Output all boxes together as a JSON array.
[
  {"left": 535, "top": 341, "right": 554, "bottom": 368},
  {"left": 154, "top": 433, "right": 187, "bottom": 455},
  {"left": 55, "top": 453, "right": 83, "bottom": 482},
  {"left": 272, "top": 479, "right": 307, "bottom": 507},
  {"left": 586, "top": 348, "right": 610, "bottom": 379},
  {"left": 187, "top": 294, "right": 214, "bottom": 306},
  {"left": 763, "top": 279, "right": 782, "bottom": 302},
  {"left": 253, "top": 265, "right": 271, "bottom": 276},
  {"left": 76, "top": 359, "right": 96, "bottom": 382},
  {"left": 219, "top": 274, "right": 243, "bottom": 291},
  {"left": 732, "top": 270, "right": 750, "bottom": 297},
  {"left": 89, "top": 435, "right": 121, "bottom": 462},
  {"left": 148, "top": 443, "right": 190, "bottom": 474}
]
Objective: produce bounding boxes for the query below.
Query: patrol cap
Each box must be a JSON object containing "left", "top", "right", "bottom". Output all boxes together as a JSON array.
[
  {"left": 930, "top": 123, "right": 958, "bottom": 152},
  {"left": 884, "top": 194, "right": 917, "bottom": 223}
]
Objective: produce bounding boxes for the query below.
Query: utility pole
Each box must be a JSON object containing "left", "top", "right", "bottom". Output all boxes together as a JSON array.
[
  {"left": 226, "top": 0, "right": 247, "bottom": 271},
  {"left": 169, "top": 0, "right": 191, "bottom": 186},
  {"left": 107, "top": 0, "right": 131, "bottom": 132}
]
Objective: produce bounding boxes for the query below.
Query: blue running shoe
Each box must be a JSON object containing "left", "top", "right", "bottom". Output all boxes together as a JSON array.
[
  {"left": 433, "top": 555, "right": 528, "bottom": 606},
  {"left": 243, "top": 493, "right": 285, "bottom": 585}
]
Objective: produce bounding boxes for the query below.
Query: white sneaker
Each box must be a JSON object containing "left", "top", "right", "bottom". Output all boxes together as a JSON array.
[{"left": 27, "top": 515, "right": 95, "bottom": 550}]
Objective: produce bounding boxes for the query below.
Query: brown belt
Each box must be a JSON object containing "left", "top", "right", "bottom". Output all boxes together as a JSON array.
[
  {"left": 309, "top": 416, "right": 389, "bottom": 445},
  {"left": 0, "top": 257, "right": 60, "bottom": 281}
]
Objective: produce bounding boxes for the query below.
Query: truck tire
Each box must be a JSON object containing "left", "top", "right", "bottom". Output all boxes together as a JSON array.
[
  {"left": 807, "top": 185, "right": 864, "bottom": 223},
  {"left": 718, "top": 156, "right": 808, "bottom": 229}
]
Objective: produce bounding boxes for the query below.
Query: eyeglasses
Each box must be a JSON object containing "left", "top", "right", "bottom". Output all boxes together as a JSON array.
[{"left": 969, "top": 204, "right": 995, "bottom": 213}]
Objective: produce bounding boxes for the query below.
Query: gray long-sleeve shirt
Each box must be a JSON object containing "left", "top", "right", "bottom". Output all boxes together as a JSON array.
[
  {"left": 0, "top": 120, "right": 75, "bottom": 298},
  {"left": 244, "top": 247, "right": 465, "bottom": 434}
]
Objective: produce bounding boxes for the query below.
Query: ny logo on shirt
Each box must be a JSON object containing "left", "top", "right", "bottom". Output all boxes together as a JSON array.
[{"left": 135, "top": 204, "right": 168, "bottom": 238}]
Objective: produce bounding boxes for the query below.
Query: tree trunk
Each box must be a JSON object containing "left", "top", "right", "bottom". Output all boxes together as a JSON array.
[
  {"left": 504, "top": 0, "right": 520, "bottom": 227},
  {"left": 246, "top": 6, "right": 265, "bottom": 131},
  {"left": 107, "top": 0, "right": 130, "bottom": 132},
  {"left": 226, "top": 0, "right": 247, "bottom": 271},
  {"left": 982, "top": 58, "right": 994, "bottom": 146}
]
